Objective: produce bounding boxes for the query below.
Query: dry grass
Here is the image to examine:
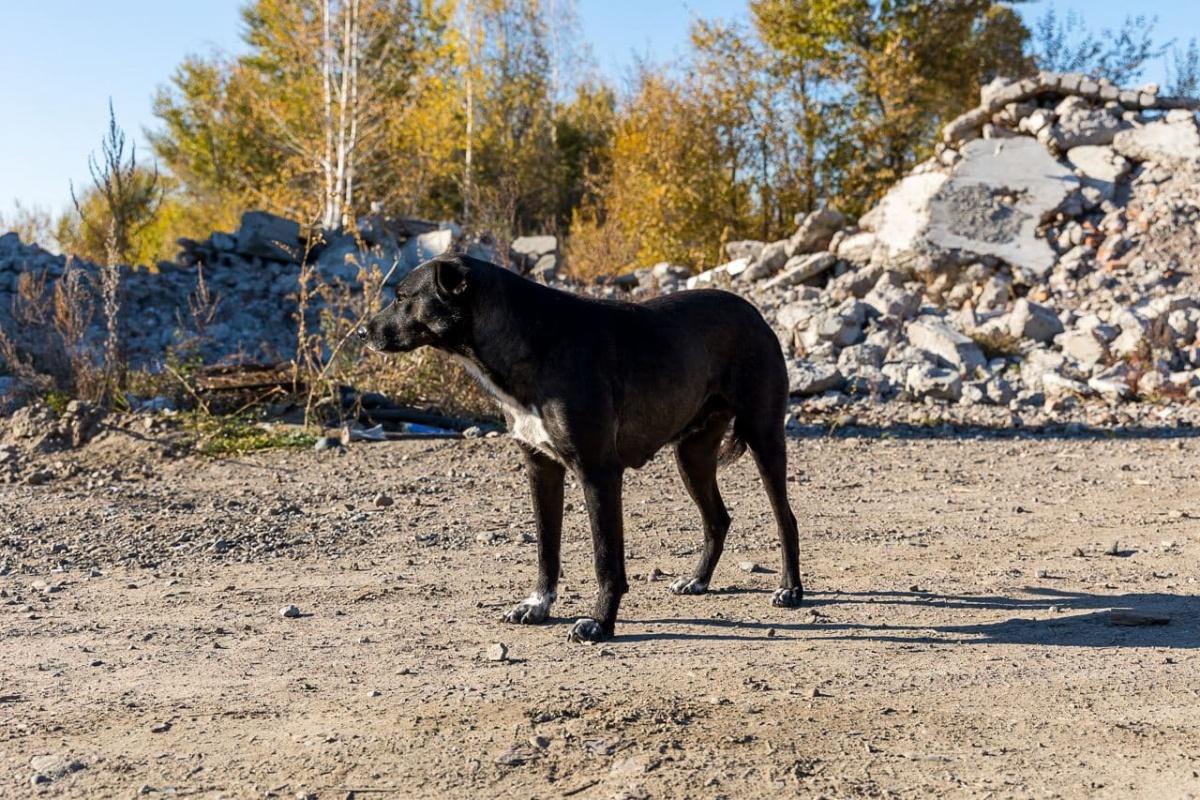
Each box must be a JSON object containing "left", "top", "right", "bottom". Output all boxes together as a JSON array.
[{"left": 0, "top": 259, "right": 109, "bottom": 405}]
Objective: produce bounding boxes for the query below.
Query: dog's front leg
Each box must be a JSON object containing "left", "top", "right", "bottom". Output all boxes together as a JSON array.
[
  {"left": 503, "top": 448, "right": 564, "bottom": 624},
  {"left": 567, "top": 466, "right": 627, "bottom": 643}
]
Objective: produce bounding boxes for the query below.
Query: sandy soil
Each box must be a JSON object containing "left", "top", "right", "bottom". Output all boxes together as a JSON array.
[{"left": 2, "top": 426, "right": 1199, "bottom": 798}]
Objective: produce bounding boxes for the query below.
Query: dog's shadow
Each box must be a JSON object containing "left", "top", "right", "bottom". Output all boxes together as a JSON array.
[{"left": 621, "top": 587, "right": 1200, "bottom": 649}]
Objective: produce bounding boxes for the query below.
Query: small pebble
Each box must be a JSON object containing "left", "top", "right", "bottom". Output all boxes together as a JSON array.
[
  {"left": 281, "top": 604, "right": 301, "bottom": 618},
  {"left": 373, "top": 493, "right": 394, "bottom": 508}
]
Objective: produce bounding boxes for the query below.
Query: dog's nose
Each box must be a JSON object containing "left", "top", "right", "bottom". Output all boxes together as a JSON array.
[{"left": 355, "top": 325, "right": 368, "bottom": 341}]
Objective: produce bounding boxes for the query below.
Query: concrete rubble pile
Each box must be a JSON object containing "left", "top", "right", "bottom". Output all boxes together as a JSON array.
[
  {"left": 621, "top": 72, "right": 1200, "bottom": 424},
  {"left": 0, "top": 211, "right": 551, "bottom": 370}
]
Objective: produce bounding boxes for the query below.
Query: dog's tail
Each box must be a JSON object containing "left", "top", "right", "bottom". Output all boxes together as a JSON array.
[{"left": 717, "top": 421, "right": 746, "bottom": 468}]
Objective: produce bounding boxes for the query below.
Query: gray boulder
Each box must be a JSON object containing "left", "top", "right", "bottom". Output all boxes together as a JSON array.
[
  {"left": 1059, "top": 328, "right": 1108, "bottom": 367},
  {"left": 787, "top": 360, "right": 845, "bottom": 396},
  {"left": 1008, "top": 298, "right": 1064, "bottom": 343},
  {"left": 402, "top": 228, "right": 454, "bottom": 269},
  {"left": 906, "top": 316, "right": 986, "bottom": 373},
  {"left": 509, "top": 235, "right": 557, "bottom": 272},
  {"left": 863, "top": 281, "right": 922, "bottom": 321},
  {"left": 1065, "top": 145, "right": 1130, "bottom": 202},
  {"left": 1049, "top": 96, "right": 1127, "bottom": 150},
  {"left": 789, "top": 207, "right": 845, "bottom": 254},
  {"left": 725, "top": 240, "right": 765, "bottom": 261},
  {"left": 835, "top": 231, "right": 877, "bottom": 265},
  {"left": 762, "top": 252, "right": 837, "bottom": 291},
  {"left": 1113, "top": 115, "right": 1200, "bottom": 166},
  {"left": 800, "top": 310, "right": 863, "bottom": 349},
  {"left": 741, "top": 239, "right": 790, "bottom": 281},
  {"left": 236, "top": 211, "right": 302, "bottom": 262},
  {"left": 906, "top": 364, "right": 963, "bottom": 401}
]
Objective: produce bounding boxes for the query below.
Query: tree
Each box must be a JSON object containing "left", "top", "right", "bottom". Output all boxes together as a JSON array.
[
  {"left": 0, "top": 202, "right": 57, "bottom": 250},
  {"left": 752, "top": 0, "right": 1032, "bottom": 214},
  {"left": 152, "top": 0, "right": 452, "bottom": 229},
  {"left": 1030, "top": 7, "right": 1169, "bottom": 86},
  {"left": 464, "top": 0, "right": 559, "bottom": 241},
  {"left": 1168, "top": 38, "right": 1200, "bottom": 98}
]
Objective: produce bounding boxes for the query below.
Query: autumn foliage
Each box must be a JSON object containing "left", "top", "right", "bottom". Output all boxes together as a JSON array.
[{"left": 44, "top": 1, "right": 1183, "bottom": 278}]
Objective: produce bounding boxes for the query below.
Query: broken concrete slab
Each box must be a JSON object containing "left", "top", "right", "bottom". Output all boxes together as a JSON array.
[
  {"left": 925, "top": 138, "right": 1079, "bottom": 281},
  {"left": 762, "top": 252, "right": 837, "bottom": 290},
  {"left": 1113, "top": 116, "right": 1200, "bottom": 166},
  {"left": 858, "top": 170, "right": 949, "bottom": 272}
]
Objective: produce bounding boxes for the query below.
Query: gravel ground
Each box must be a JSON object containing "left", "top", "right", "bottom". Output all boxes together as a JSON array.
[{"left": 2, "top": 426, "right": 1199, "bottom": 798}]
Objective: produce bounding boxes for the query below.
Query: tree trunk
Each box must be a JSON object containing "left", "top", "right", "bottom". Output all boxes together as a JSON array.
[
  {"left": 463, "top": 0, "right": 475, "bottom": 228},
  {"left": 321, "top": 0, "right": 337, "bottom": 230}
]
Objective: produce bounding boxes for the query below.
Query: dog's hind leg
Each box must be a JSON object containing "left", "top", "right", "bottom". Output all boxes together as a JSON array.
[
  {"left": 669, "top": 414, "right": 732, "bottom": 596},
  {"left": 743, "top": 419, "right": 804, "bottom": 608},
  {"left": 503, "top": 448, "right": 564, "bottom": 624}
]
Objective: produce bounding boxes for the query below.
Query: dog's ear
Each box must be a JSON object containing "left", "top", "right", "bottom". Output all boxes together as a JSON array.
[{"left": 433, "top": 257, "right": 470, "bottom": 300}]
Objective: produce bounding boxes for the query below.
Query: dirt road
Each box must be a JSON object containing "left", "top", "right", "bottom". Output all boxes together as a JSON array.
[{"left": 3, "top": 427, "right": 1199, "bottom": 798}]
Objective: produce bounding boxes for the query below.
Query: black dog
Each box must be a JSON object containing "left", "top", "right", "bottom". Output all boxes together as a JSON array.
[{"left": 360, "top": 254, "right": 802, "bottom": 642}]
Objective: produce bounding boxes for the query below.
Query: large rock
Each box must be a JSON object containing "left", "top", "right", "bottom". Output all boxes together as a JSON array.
[
  {"left": 1065, "top": 145, "right": 1130, "bottom": 202},
  {"left": 509, "top": 235, "right": 557, "bottom": 271},
  {"left": 761, "top": 252, "right": 836, "bottom": 290},
  {"left": 786, "top": 360, "right": 845, "bottom": 396},
  {"left": 924, "top": 139, "right": 1078, "bottom": 280},
  {"left": 906, "top": 316, "right": 986, "bottom": 373},
  {"left": 686, "top": 257, "right": 751, "bottom": 288},
  {"left": 1113, "top": 115, "right": 1200, "bottom": 166},
  {"left": 863, "top": 281, "right": 922, "bottom": 321},
  {"left": 402, "top": 228, "right": 454, "bottom": 268},
  {"left": 789, "top": 207, "right": 845, "bottom": 254},
  {"left": 1059, "top": 328, "right": 1108, "bottom": 367},
  {"left": 236, "top": 211, "right": 302, "bottom": 262},
  {"left": 906, "top": 364, "right": 963, "bottom": 401},
  {"left": 1008, "top": 298, "right": 1064, "bottom": 343},
  {"left": 725, "top": 240, "right": 765, "bottom": 261},
  {"left": 800, "top": 309, "right": 863, "bottom": 349},
  {"left": 1049, "top": 96, "right": 1127, "bottom": 150},
  {"left": 740, "top": 239, "right": 790, "bottom": 281},
  {"left": 835, "top": 231, "right": 877, "bottom": 265}
]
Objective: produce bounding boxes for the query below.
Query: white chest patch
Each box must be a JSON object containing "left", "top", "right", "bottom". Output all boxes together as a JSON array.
[{"left": 452, "top": 356, "right": 559, "bottom": 458}]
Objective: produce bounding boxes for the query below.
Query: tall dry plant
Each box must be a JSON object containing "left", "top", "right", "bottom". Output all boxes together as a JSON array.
[
  {"left": 0, "top": 259, "right": 105, "bottom": 403},
  {"left": 68, "top": 102, "right": 162, "bottom": 404}
]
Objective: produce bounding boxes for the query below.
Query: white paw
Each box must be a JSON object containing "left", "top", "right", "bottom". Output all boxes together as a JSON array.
[
  {"left": 669, "top": 576, "right": 709, "bottom": 595},
  {"left": 566, "top": 617, "right": 606, "bottom": 643},
  {"left": 502, "top": 592, "right": 554, "bottom": 624},
  {"left": 772, "top": 587, "right": 804, "bottom": 608}
]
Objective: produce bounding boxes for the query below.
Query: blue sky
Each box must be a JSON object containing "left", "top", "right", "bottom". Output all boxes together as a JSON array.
[{"left": 2, "top": 0, "right": 1197, "bottom": 217}]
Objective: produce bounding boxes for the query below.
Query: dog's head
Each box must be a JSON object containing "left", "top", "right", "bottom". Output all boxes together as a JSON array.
[{"left": 358, "top": 255, "right": 473, "bottom": 353}]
